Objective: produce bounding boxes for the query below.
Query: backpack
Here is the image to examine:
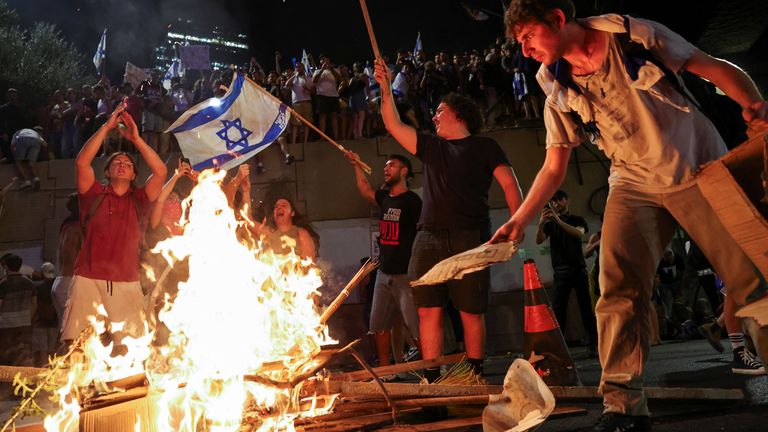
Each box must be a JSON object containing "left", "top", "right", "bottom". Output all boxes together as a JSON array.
[
  {"left": 614, "top": 23, "right": 747, "bottom": 149},
  {"left": 568, "top": 16, "right": 748, "bottom": 149}
]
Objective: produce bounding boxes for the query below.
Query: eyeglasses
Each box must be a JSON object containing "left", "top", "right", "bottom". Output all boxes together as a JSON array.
[{"left": 111, "top": 160, "right": 134, "bottom": 168}]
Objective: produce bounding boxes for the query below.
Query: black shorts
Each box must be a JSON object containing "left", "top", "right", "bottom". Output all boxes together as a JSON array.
[
  {"left": 315, "top": 95, "right": 340, "bottom": 115},
  {"left": 409, "top": 227, "right": 491, "bottom": 314}
]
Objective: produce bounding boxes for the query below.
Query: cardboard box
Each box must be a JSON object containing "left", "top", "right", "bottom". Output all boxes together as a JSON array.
[
  {"left": 79, "top": 394, "right": 159, "bottom": 432},
  {"left": 697, "top": 131, "right": 768, "bottom": 279}
]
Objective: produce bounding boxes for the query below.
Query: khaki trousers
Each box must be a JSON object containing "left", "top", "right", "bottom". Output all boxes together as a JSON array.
[
  {"left": 60, "top": 276, "right": 146, "bottom": 343},
  {"left": 596, "top": 181, "right": 767, "bottom": 415}
]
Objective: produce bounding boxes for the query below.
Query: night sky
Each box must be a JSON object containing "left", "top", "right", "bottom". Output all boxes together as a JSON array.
[{"left": 6, "top": 0, "right": 766, "bottom": 86}]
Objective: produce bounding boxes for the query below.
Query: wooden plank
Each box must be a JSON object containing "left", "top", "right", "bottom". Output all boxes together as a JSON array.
[
  {"left": 331, "top": 353, "right": 466, "bottom": 382},
  {"left": 317, "top": 381, "right": 503, "bottom": 399},
  {"left": 548, "top": 386, "right": 744, "bottom": 400},
  {"left": 321, "top": 383, "right": 742, "bottom": 401},
  {"left": 299, "top": 408, "right": 420, "bottom": 431},
  {"left": 551, "top": 405, "right": 588, "bottom": 417},
  {"left": 374, "top": 407, "right": 588, "bottom": 431},
  {"left": 376, "top": 416, "right": 483, "bottom": 432},
  {"left": 0, "top": 365, "right": 46, "bottom": 383}
]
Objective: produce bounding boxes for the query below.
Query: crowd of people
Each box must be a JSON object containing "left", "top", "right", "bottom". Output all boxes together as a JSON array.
[
  {"left": 0, "top": 37, "right": 546, "bottom": 179},
  {"left": 1, "top": 2, "right": 768, "bottom": 431}
]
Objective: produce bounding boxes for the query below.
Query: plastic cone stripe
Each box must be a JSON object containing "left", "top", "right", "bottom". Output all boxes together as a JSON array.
[
  {"left": 524, "top": 262, "right": 543, "bottom": 291},
  {"left": 525, "top": 304, "right": 559, "bottom": 333}
]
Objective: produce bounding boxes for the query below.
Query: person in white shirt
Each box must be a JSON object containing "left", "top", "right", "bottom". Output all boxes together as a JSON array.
[
  {"left": 286, "top": 62, "right": 314, "bottom": 145},
  {"left": 312, "top": 53, "right": 342, "bottom": 140}
]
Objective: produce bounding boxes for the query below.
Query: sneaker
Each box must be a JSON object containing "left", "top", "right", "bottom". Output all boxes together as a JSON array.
[
  {"left": 591, "top": 413, "right": 651, "bottom": 432},
  {"left": 284, "top": 154, "right": 294, "bottom": 165},
  {"left": 33, "top": 177, "right": 40, "bottom": 190},
  {"left": 18, "top": 180, "right": 32, "bottom": 190},
  {"left": 698, "top": 322, "right": 724, "bottom": 353},
  {"left": 732, "top": 347, "right": 766, "bottom": 375},
  {"left": 403, "top": 346, "right": 419, "bottom": 362}
]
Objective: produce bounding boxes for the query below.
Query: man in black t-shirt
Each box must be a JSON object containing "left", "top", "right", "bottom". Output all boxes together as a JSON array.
[
  {"left": 536, "top": 190, "right": 597, "bottom": 356},
  {"left": 347, "top": 152, "right": 422, "bottom": 367},
  {"left": 372, "top": 60, "right": 523, "bottom": 380}
]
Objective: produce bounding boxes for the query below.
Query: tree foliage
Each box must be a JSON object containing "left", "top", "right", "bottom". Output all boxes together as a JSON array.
[{"left": 0, "top": 1, "right": 87, "bottom": 107}]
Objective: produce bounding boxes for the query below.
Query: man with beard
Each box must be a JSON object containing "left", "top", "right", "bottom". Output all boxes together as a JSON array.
[{"left": 347, "top": 152, "right": 422, "bottom": 368}]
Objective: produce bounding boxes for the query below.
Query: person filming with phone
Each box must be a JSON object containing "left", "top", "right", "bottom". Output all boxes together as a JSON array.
[
  {"left": 536, "top": 189, "right": 597, "bottom": 357},
  {"left": 60, "top": 104, "right": 166, "bottom": 352}
]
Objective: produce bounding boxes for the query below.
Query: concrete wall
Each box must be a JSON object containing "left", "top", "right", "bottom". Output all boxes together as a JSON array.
[{"left": 0, "top": 126, "right": 610, "bottom": 353}]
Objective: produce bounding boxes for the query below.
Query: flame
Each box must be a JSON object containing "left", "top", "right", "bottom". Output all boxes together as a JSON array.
[{"left": 44, "top": 169, "right": 336, "bottom": 431}]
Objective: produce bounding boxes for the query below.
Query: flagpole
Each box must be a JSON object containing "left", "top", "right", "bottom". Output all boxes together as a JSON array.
[
  {"left": 245, "top": 75, "right": 373, "bottom": 175},
  {"left": 359, "top": 0, "right": 382, "bottom": 60}
]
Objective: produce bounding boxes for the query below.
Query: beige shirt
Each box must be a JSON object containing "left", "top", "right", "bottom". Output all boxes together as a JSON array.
[{"left": 537, "top": 14, "right": 727, "bottom": 191}]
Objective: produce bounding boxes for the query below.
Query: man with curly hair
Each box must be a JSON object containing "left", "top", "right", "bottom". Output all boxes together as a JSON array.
[
  {"left": 372, "top": 60, "right": 523, "bottom": 382},
  {"left": 493, "top": 1, "right": 768, "bottom": 430}
]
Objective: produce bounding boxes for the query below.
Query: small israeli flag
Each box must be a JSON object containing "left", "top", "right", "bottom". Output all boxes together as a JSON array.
[
  {"left": 301, "top": 49, "right": 313, "bottom": 74},
  {"left": 93, "top": 28, "right": 107, "bottom": 75},
  {"left": 162, "top": 59, "right": 183, "bottom": 90},
  {"left": 166, "top": 73, "right": 290, "bottom": 172},
  {"left": 413, "top": 32, "right": 422, "bottom": 56}
]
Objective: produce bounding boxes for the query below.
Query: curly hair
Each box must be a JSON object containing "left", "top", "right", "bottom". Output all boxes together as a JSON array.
[
  {"left": 440, "top": 93, "right": 484, "bottom": 135},
  {"left": 504, "top": 0, "right": 576, "bottom": 38}
]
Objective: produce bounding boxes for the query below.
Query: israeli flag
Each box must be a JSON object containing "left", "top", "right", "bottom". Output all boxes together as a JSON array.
[
  {"left": 162, "top": 59, "right": 183, "bottom": 90},
  {"left": 166, "top": 73, "right": 290, "bottom": 172},
  {"left": 301, "top": 49, "right": 313, "bottom": 74},
  {"left": 413, "top": 32, "right": 422, "bottom": 55},
  {"left": 93, "top": 28, "right": 107, "bottom": 75}
]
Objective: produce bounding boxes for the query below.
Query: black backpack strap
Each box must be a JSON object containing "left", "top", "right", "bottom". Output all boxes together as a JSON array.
[
  {"left": 80, "top": 186, "right": 147, "bottom": 248},
  {"left": 81, "top": 187, "right": 107, "bottom": 236}
]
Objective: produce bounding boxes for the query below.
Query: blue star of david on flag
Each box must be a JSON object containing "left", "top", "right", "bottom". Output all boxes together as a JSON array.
[
  {"left": 216, "top": 118, "right": 252, "bottom": 151},
  {"left": 166, "top": 72, "right": 291, "bottom": 172}
]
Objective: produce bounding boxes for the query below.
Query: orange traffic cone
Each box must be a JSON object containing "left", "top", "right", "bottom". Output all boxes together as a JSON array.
[{"left": 523, "top": 258, "right": 581, "bottom": 386}]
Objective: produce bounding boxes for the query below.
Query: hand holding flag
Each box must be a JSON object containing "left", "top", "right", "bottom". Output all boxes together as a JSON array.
[{"left": 372, "top": 59, "right": 392, "bottom": 96}]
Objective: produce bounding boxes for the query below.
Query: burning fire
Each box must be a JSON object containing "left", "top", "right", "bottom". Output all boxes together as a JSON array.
[{"left": 44, "top": 169, "right": 336, "bottom": 431}]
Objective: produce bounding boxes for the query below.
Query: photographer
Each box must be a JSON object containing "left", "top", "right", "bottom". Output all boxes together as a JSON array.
[{"left": 536, "top": 190, "right": 596, "bottom": 357}]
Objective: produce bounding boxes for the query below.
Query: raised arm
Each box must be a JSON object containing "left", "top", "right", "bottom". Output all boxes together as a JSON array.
[
  {"left": 222, "top": 163, "right": 250, "bottom": 208},
  {"left": 118, "top": 111, "right": 167, "bottom": 201},
  {"left": 150, "top": 161, "right": 189, "bottom": 229},
  {"left": 490, "top": 146, "right": 572, "bottom": 243},
  {"left": 76, "top": 104, "right": 125, "bottom": 193},
  {"left": 345, "top": 150, "right": 377, "bottom": 205},
  {"left": 373, "top": 58, "right": 417, "bottom": 154}
]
